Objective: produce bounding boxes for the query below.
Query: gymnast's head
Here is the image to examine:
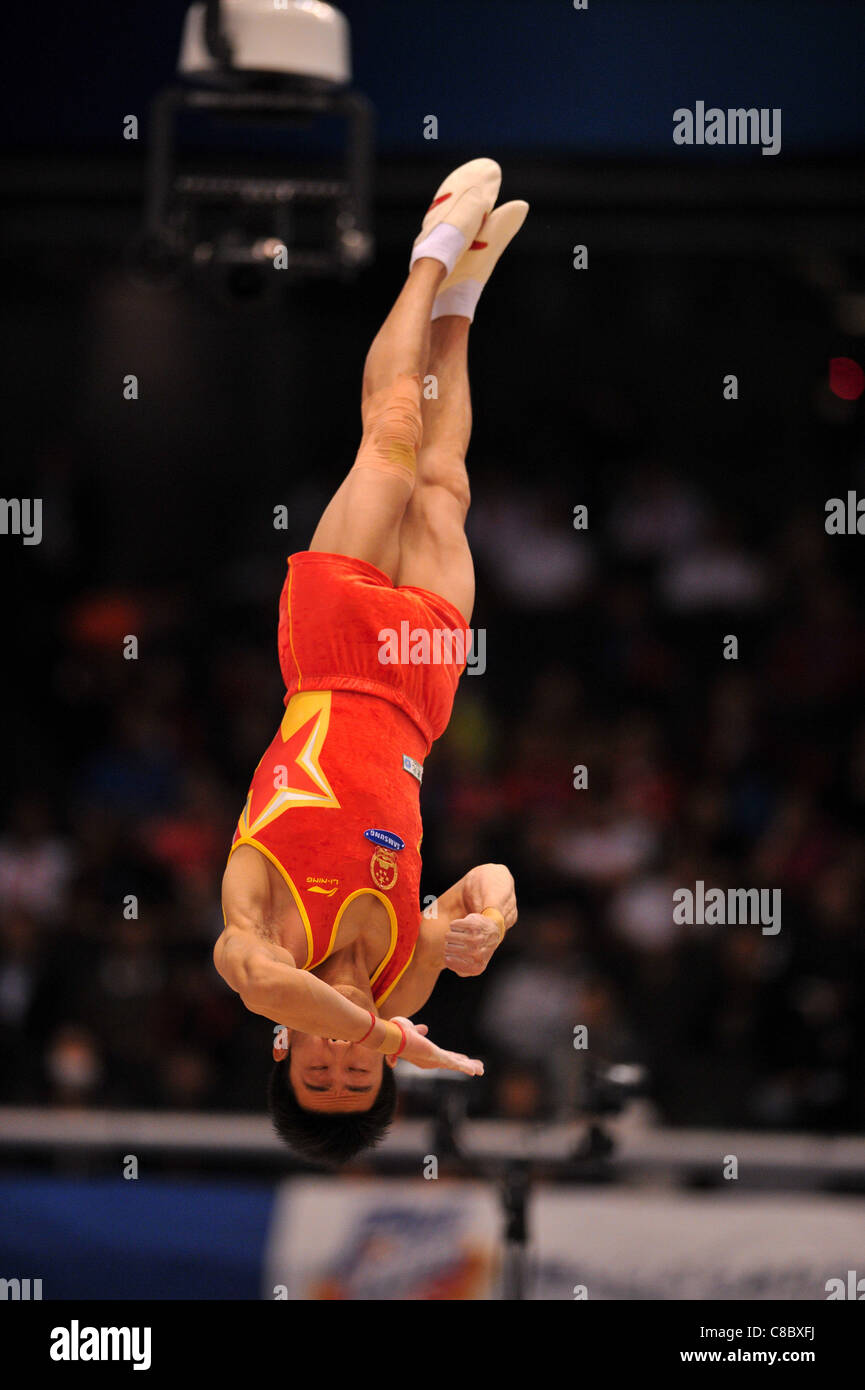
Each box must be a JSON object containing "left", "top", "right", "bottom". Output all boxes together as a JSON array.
[{"left": 268, "top": 1027, "right": 398, "bottom": 1166}]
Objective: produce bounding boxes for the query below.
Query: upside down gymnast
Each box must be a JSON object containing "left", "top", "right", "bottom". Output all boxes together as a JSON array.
[{"left": 214, "top": 159, "right": 526, "bottom": 1165}]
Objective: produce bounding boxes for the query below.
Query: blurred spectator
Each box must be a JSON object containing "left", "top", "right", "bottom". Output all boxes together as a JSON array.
[
  {"left": 659, "top": 518, "right": 769, "bottom": 612},
  {"left": 44, "top": 1024, "right": 104, "bottom": 1107},
  {"left": 608, "top": 464, "right": 706, "bottom": 560},
  {"left": 478, "top": 909, "right": 586, "bottom": 1118},
  {"left": 0, "top": 799, "right": 73, "bottom": 920}
]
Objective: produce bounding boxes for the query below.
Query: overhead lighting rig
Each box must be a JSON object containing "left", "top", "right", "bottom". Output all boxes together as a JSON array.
[{"left": 140, "top": 0, "right": 373, "bottom": 292}]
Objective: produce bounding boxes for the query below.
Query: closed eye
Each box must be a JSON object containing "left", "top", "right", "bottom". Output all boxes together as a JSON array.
[
  {"left": 307, "top": 1066, "right": 371, "bottom": 1077},
  {"left": 303, "top": 1082, "right": 374, "bottom": 1094},
  {"left": 303, "top": 1067, "right": 373, "bottom": 1092}
]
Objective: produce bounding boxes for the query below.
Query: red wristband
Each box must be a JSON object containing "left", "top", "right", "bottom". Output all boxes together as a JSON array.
[
  {"left": 357, "top": 1010, "right": 377, "bottom": 1044},
  {"left": 393, "top": 1021, "right": 408, "bottom": 1056}
]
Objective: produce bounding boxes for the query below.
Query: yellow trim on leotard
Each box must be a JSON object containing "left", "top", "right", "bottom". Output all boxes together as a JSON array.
[
  {"left": 322, "top": 888, "right": 399, "bottom": 981},
  {"left": 228, "top": 836, "right": 315, "bottom": 970},
  {"left": 373, "top": 940, "right": 417, "bottom": 1006},
  {"left": 227, "top": 840, "right": 405, "bottom": 986},
  {"left": 286, "top": 560, "right": 303, "bottom": 690}
]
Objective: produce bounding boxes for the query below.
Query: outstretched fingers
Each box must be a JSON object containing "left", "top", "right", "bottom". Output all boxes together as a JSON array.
[{"left": 439, "top": 1049, "right": 484, "bottom": 1077}]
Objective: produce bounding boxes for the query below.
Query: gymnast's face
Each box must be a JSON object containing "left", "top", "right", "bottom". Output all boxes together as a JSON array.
[{"left": 286, "top": 1033, "right": 391, "bottom": 1112}]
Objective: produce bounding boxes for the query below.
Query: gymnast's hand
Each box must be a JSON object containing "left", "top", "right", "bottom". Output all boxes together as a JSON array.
[
  {"left": 388, "top": 1017, "right": 483, "bottom": 1076},
  {"left": 443, "top": 912, "right": 503, "bottom": 978}
]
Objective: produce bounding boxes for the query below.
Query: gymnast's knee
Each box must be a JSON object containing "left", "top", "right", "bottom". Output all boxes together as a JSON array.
[
  {"left": 413, "top": 449, "right": 471, "bottom": 517},
  {"left": 354, "top": 373, "right": 424, "bottom": 485}
]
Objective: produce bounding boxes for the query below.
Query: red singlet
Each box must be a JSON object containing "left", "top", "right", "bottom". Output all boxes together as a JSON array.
[{"left": 229, "top": 551, "right": 471, "bottom": 1005}]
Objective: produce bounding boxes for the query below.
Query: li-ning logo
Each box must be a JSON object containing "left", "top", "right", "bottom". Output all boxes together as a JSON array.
[
  {"left": 377, "top": 623, "right": 486, "bottom": 675},
  {"left": 50, "top": 1321, "right": 152, "bottom": 1370},
  {"left": 673, "top": 103, "right": 781, "bottom": 156},
  {"left": 306, "top": 875, "right": 339, "bottom": 896},
  {"left": 0, "top": 1277, "right": 42, "bottom": 1299}
]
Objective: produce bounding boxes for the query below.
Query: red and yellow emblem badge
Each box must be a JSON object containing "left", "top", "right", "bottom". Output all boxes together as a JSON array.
[{"left": 370, "top": 847, "right": 398, "bottom": 891}]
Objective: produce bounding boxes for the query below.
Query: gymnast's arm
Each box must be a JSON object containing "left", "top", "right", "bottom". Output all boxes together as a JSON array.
[
  {"left": 215, "top": 862, "right": 387, "bottom": 1042},
  {"left": 215, "top": 925, "right": 385, "bottom": 1038},
  {"left": 381, "top": 862, "right": 517, "bottom": 1018}
]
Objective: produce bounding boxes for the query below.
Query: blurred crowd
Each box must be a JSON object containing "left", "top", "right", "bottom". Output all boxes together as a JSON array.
[{"left": 3, "top": 454, "right": 865, "bottom": 1134}]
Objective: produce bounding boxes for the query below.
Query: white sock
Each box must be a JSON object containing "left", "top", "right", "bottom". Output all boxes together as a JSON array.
[
  {"left": 431, "top": 279, "right": 483, "bottom": 322},
  {"left": 409, "top": 222, "right": 467, "bottom": 277}
]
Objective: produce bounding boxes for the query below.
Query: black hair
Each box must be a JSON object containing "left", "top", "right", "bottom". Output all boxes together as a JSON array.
[{"left": 267, "top": 1052, "right": 397, "bottom": 1167}]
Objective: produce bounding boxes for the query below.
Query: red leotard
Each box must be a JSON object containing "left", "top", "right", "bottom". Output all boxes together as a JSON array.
[{"left": 229, "top": 551, "right": 471, "bottom": 1005}]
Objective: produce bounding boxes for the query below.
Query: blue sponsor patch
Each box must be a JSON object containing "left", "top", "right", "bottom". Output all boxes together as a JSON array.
[{"left": 364, "top": 828, "right": 405, "bottom": 852}]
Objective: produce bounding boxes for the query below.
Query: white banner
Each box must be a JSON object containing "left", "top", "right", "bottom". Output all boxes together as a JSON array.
[
  {"left": 263, "top": 1179, "right": 865, "bottom": 1300},
  {"left": 264, "top": 1178, "right": 501, "bottom": 1300},
  {"left": 530, "top": 1188, "right": 865, "bottom": 1300}
]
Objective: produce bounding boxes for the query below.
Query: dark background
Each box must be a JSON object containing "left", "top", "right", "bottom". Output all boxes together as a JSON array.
[{"left": 2, "top": 0, "right": 865, "bottom": 1141}]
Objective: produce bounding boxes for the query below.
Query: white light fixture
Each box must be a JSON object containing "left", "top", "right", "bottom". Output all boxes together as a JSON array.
[
  {"left": 139, "top": 0, "right": 372, "bottom": 285},
  {"left": 179, "top": 0, "right": 350, "bottom": 88}
]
